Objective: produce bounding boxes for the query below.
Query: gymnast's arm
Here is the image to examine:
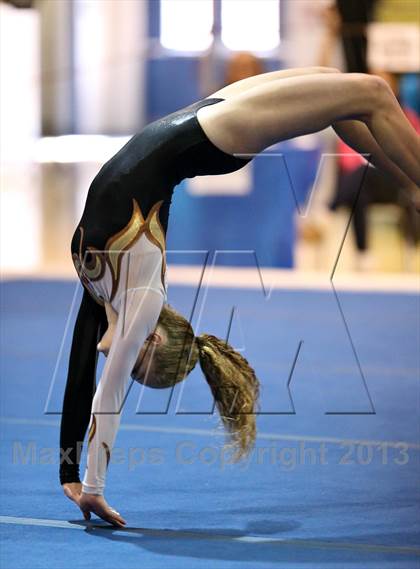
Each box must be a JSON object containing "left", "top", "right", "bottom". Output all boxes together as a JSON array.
[
  {"left": 81, "top": 286, "right": 164, "bottom": 497},
  {"left": 59, "top": 288, "right": 107, "bottom": 486}
]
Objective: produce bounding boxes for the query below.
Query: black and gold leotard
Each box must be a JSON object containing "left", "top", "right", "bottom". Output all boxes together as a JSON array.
[{"left": 59, "top": 97, "right": 252, "bottom": 493}]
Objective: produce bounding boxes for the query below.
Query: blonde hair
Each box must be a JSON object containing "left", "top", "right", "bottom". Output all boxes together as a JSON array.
[{"left": 138, "top": 303, "right": 260, "bottom": 460}]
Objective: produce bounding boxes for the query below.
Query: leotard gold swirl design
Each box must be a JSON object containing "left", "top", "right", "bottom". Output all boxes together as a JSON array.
[{"left": 72, "top": 198, "right": 166, "bottom": 305}]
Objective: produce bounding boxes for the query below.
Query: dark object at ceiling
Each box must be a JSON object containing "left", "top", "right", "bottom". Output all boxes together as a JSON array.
[
  {"left": 335, "top": 0, "right": 377, "bottom": 23},
  {"left": 1, "top": 0, "right": 34, "bottom": 8},
  {"left": 335, "top": 0, "right": 378, "bottom": 73}
]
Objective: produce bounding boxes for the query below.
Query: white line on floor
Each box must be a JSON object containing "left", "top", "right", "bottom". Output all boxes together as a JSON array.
[
  {"left": 1, "top": 417, "right": 419, "bottom": 450},
  {"left": 1, "top": 267, "right": 419, "bottom": 293},
  {"left": 0, "top": 515, "right": 419, "bottom": 555}
]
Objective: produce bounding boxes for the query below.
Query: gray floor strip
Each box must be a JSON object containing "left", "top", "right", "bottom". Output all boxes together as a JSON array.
[
  {"left": 1, "top": 416, "right": 419, "bottom": 450},
  {"left": 0, "top": 515, "right": 419, "bottom": 556}
]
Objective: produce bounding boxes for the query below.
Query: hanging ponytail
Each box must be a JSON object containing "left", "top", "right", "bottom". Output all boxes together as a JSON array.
[{"left": 195, "top": 333, "right": 260, "bottom": 460}]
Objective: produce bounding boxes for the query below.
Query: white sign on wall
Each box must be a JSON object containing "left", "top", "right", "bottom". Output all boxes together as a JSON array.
[
  {"left": 187, "top": 163, "right": 253, "bottom": 196},
  {"left": 367, "top": 23, "right": 420, "bottom": 72}
]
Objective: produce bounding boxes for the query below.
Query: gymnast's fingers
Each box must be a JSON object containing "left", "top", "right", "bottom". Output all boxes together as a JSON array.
[
  {"left": 79, "top": 503, "right": 91, "bottom": 521},
  {"left": 97, "top": 504, "right": 126, "bottom": 528},
  {"left": 62, "top": 482, "right": 82, "bottom": 505}
]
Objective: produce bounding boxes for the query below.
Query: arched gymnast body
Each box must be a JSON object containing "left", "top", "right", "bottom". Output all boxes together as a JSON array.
[{"left": 60, "top": 67, "right": 420, "bottom": 527}]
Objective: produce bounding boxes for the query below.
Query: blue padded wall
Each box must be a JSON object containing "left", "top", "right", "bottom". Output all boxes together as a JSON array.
[{"left": 165, "top": 142, "right": 320, "bottom": 268}]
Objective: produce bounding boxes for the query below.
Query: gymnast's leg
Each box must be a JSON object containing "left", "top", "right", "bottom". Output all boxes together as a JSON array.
[
  {"left": 206, "top": 66, "right": 342, "bottom": 100},
  {"left": 331, "top": 119, "right": 417, "bottom": 197},
  {"left": 207, "top": 67, "right": 417, "bottom": 195},
  {"left": 197, "top": 72, "right": 420, "bottom": 192}
]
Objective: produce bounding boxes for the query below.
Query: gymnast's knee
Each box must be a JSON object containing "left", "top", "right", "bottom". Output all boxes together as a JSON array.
[{"left": 347, "top": 73, "right": 394, "bottom": 110}]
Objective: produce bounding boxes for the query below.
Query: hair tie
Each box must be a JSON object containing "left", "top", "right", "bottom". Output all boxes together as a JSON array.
[{"left": 195, "top": 335, "right": 210, "bottom": 355}]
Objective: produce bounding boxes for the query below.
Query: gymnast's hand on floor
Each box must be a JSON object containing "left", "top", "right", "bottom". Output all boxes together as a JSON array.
[
  {"left": 62, "top": 482, "right": 83, "bottom": 506},
  {"left": 78, "top": 492, "right": 127, "bottom": 528}
]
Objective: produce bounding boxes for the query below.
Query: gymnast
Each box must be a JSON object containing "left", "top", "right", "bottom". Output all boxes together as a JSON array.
[{"left": 59, "top": 67, "right": 420, "bottom": 528}]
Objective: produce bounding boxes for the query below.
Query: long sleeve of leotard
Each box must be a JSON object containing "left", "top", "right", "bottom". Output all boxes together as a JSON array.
[
  {"left": 81, "top": 286, "right": 164, "bottom": 495},
  {"left": 59, "top": 289, "right": 107, "bottom": 484}
]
